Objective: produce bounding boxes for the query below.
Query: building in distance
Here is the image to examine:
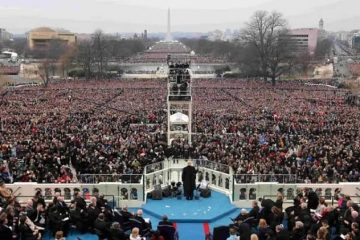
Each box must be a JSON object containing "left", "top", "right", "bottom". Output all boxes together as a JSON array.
[
  {"left": 27, "top": 27, "right": 76, "bottom": 50},
  {"left": 0, "top": 28, "right": 13, "bottom": 42},
  {"left": 286, "top": 28, "right": 320, "bottom": 56}
]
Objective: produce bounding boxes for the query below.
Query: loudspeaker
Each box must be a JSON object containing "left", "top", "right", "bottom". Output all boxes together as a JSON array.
[
  {"left": 152, "top": 189, "right": 163, "bottom": 200},
  {"left": 200, "top": 188, "right": 211, "bottom": 198}
]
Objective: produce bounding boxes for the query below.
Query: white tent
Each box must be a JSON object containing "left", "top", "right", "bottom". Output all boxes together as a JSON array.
[{"left": 170, "top": 112, "right": 189, "bottom": 124}]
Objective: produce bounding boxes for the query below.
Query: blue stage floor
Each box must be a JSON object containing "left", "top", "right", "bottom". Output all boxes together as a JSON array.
[{"left": 143, "top": 191, "right": 237, "bottom": 223}]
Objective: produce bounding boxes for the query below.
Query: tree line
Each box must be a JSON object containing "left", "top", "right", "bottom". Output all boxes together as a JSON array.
[
  {"left": 184, "top": 11, "right": 333, "bottom": 84},
  {"left": 1, "top": 10, "right": 334, "bottom": 85}
]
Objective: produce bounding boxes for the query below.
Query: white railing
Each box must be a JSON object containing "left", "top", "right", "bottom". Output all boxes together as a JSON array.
[
  {"left": 5, "top": 159, "right": 360, "bottom": 208},
  {"left": 232, "top": 181, "right": 360, "bottom": 208}
]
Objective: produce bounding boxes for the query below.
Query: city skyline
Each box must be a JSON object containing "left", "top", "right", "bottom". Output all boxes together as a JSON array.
[{"left": 0, "top": 0, "right": 359, "bottom": 34}]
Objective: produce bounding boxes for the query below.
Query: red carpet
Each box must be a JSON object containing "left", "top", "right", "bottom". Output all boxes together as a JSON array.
[{"left": 203, "top": 222, "right": 210, "bottom": 235}]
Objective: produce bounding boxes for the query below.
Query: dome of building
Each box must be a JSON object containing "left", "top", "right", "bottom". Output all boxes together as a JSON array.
[{"left": 30, "top": 27, "right": 56, "bottom": 33}]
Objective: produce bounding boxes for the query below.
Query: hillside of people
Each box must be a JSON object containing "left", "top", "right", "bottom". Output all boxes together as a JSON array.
[
  {"left": 1, "top": 79, "right": 359, "bottom": 185},
  {"left": 0, "top": 78, "right": 360, "bottom": 240}
]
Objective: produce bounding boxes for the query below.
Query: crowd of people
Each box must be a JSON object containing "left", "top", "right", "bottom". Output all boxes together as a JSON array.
[
  {"left": 222, "top": 189, "right": 359, "bottom": 240},
  {"left": 126, "top": 41, "right": 224, "bottom": 64},
  {"left": 0, "top": 76, "right": 360, "bottom": 239},
  {"left": 190, "top": 79, "right": 359, "bottom": 183},
  {"left": 0, "top": 78, "right": 359, "bottom": 184},
  {"left": 0, "top": 182, "right": 359, "bottom": 239},
  {"left": 0, "top": 185, "right": 175, "bottom": 240},
  {"left": 0, "top": 80, "right": 167, "bottom": 183}
]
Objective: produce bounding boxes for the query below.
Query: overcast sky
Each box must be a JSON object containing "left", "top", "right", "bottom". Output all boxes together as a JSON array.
[{"left": 0, "top": 0, "right": 358, "bottom": 34}]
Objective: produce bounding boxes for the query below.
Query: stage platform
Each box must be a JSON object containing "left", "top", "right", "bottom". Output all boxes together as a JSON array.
[{"left": 142, "top": 191, "right": 237, "bottom": 223}]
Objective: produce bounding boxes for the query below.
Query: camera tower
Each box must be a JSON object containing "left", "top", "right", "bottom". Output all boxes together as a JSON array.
[{"left": 167, "top": 61, "right": 192, "bottom": 146}]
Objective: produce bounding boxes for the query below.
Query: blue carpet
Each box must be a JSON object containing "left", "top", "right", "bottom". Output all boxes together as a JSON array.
[
  {"left": 143, "top": 191, "right": 237, "bottom": 222},
  {"left": 176, "top": 223, "right": 205, "bottom": 240}
]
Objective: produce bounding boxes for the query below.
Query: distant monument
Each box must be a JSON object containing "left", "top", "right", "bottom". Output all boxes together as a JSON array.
[
  {"left": 165, "top": 8, "right": 172, "bottom": 42},
  {"left": 319, "top": 18, "right": 324, "bottom": 31}
]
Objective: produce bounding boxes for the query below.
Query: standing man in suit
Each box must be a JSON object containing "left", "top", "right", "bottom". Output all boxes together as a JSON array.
[{"left": 182, "top": 160, "right": 197, "bottom": 200}]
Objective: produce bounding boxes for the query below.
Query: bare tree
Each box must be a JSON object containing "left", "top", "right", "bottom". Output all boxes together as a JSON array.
[
  {"left": 77, "top": 40, "right": 94, "bottom": 79},
  {"left": 295, "top": 51, "right": 312, "bottom": 77},
  {"left": 38, "top": 60, "right": 51, "bottom": 87},
  {"left": 242, "top": 11, "right": 290, "bottom": 84},
  {"left": 315, "top": 38, "right": 333, "bottom": 59},
  {"left": 267, "top": 31, "right": 294, "bottom": 83},
  {"left": 0, "top": 72, "right": 9, "bottom": 90},
  {"left": 92, "top": 30, "right": 109, "bottom": 79},
  {"left": 31, "top": 39, "right": 70, "bottom": 86},
  {"left": 59, "top": 45, "right": 77, "bottom": 78}
]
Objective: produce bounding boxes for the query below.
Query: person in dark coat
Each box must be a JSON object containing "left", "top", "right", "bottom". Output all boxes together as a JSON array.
[
  {"left": 0, "top": 213, "right": 12, "bottom": 240},
  {"left": 94, "top": 213, "right": 110, "bottom": 239},
  {"left": 269, "top": 206, "right": 284, "bottom": 231},
  {"left": 87, "top": 197, "right": 101, "bottom": 228},
  {"left": 158, "top": 215, "right": 173, "bottom": 227},
  {"left": 259, "top": 199, "right": 275, "bottom": 229},
  {"left": 275, "top": 224, "right": 290, "bottom": 240},
  {"left": 73, "top": 188, "right": 86, "bottom": 210},
  {"left": 234, "top": 208, "right": 250, "bottom": 222},
  {"left": 31, "top": 190, "right": 45, "bottom": 210},
  {"left": 157, "top": 215, "right": 175, "bottom": 240},
  {"left": 274, "top": 193, "right": 284, "bottom": 210},
  {"left": 27, "top": 203, "right": 46, "bottom": 229},
  {"left": 307, "top": 191, "right": 319, "bottom": 210},
  {"left": 182, "top": 160, "right": 197, "bottom": 200},
  {"left": 69, "top": 204, "right": 88, "bottom": 234},
  {"left": 235, "top": 222, "right": 251, "bottom": 240},
  {"left": 257, "top": 218, "right": 274, "bottom": 240},
  {"left": 290, "top": 221, "right": 306, "bottom": 240},
  {"left": 249, "top": 201, "right": 260, "bottom": 219},
  {"left": 298, "top": 203, "right": 312, "bottom": 232},
  {"left": 134, "top": 209, "right": 151, "bottom": 235},
  {"left": 18, "top": 215, "right": 39, "bottom": 240},
  {"left": 109, "top": 222, "right": 127, "bottom": 240}
]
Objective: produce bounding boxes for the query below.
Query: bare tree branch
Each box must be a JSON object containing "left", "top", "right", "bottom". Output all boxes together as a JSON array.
[{"left": 241, "top": 10, "right": 291, "bottom": 84}]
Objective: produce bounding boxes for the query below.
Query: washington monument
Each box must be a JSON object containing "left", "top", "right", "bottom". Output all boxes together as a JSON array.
[{"left": 166, "top": 8, "right": 172, "bottom": 41}]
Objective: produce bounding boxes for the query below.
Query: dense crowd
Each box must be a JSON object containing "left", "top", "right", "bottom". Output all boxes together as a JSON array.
[
  {"left": 190, "top": 79, "right": 360, "bottom": 183},
  {"left": 0, "top": 185, "right": 174, "bottom": 240},
  {"left": 222, "top": 189, "right": 360, "bottom": 240},
  {"left": 126, "top": 41, "right": 224, "bottom": 64},
  {"left": 127, "top": 53, "right": 225, "bottom": 64},
  {"left": 0, "top": 78, "right": 359, "bottom": 184},
  {"left": 0, "top": 80, "right": 167, "bottom": 183}
]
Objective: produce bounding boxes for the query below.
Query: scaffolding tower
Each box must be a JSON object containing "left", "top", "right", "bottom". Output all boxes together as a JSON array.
[{"left": 167, "top": 61, "right": 192, "bottom": 146}]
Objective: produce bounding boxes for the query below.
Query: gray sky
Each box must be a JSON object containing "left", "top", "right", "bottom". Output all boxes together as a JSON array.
[{"left": 0, "top": 0, "right": 359, "bottom": 34}]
